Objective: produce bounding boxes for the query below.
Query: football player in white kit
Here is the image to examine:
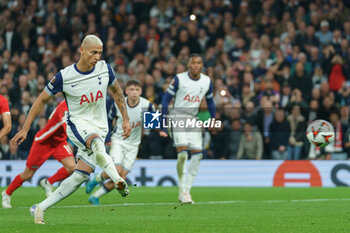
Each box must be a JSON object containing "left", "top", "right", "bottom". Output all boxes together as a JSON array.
[
  {"left": 12, "top": 35, "right": 131, "bottom": 224},
  {"left": 160, "top": 54, "right": 216, "bottom": 204},
  {"left": 85, "top": 79, "right": 155, "bottom": 205}
]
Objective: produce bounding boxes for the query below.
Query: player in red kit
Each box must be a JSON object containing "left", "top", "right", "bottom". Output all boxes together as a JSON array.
[
  {"left": 0, "top": 94, "right": 11, "bottom": 141},
  {"left": 2, "top": 101, "right": 76, "bottom": 208}
]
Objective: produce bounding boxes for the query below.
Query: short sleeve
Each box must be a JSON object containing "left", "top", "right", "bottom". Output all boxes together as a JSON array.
[
  {"left": 107, "top": 63, "right": 116, "bottom": 86},
  {"left": 45, "top": 72, "right": 63, "bottom": 96}
]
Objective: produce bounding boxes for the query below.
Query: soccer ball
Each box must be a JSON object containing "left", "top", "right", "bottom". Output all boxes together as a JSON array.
[{"left": 306, "top": 120, "right": 334, "bottom": 147}]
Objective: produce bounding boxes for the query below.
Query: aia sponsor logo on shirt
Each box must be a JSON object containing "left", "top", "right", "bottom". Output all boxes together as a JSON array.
[
  {"left": 183, "top": 95, "right": 200, "bottom": 103},
  {"left": 80, "top": 91, "right": 103, "bottom": 105},
  {"left": 131, "top": 121, "right": 141, "bottom": 129}
]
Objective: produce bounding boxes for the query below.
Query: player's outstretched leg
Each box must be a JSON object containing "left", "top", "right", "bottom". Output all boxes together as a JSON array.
[
  {"left": 30, "top": 169, "right": 89, "bottom": 224},
  {"left": 176, "top": 150, "right": 188, "bottom": 202},
  {"left": 91, "top": 138, "right": 129, "bottom": 197},
  {"left": 86, "top": 173, "right": 106, "bottom": 194},
  {"left": 183, "top": 152, "right": 202, "bottom": 204},
  {"left": 89, "top": 182, "right": 112, "bottom": 205}
]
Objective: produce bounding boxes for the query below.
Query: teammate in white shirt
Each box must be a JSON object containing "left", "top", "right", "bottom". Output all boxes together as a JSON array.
[
  {"left": 160, "top": 54, "right": 216, "bottom": 204},
  {"left": 86, "top": 79, "right": 155, "bottom": 205},
  {"left": 12, "top": 35, "right": 131, "bottom": 224}
]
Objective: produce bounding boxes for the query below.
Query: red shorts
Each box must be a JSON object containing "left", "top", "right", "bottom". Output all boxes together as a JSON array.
[{"left": 26, "top": 142, "right": 74, "bottom": 170}]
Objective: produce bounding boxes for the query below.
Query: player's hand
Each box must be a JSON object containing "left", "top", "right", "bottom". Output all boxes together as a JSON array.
[
  {"left": 122, "top": 120, "right": 131, "bottom": 140},
  {"left": 11, "top": 129, "right": 28, "bottom": 145},
  {"left": 159, "top": 130, "right": 168, "bottom": 138}
]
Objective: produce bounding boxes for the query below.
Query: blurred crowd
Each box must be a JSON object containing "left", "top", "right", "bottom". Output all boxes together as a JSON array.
[{"left": 1, "top": 0, "right": 350, "bottom": 160}]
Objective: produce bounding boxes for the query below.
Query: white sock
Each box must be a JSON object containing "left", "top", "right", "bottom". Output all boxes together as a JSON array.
[
  {"left": 92, "top": 184, "right": 111, "bottom": 198},
  {"left": 184, "top": 152, "right": 202, "bottom": 193},
  {"left": 38, "top": 170, "right": 89, "bottom": 211},
  {"left": 95, "top": 173, "right": 107, "bottom": 183},
  {"left": 177, "top": 150, "right": 188, "bottom": 194},
  {"left": 91, "top": 138, "right": 121, "bottom": 184}
]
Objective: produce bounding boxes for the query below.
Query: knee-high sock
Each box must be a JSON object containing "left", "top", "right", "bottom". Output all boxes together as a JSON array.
[
  {"left": 95, "top": 173, "right": 107, "bottom": 183},
  {"left": 92, "top": 184, "right": 111, "bottom": 198},
  {"left": 177, "top": 150, "right": 188, "bottom": 194},
  {"left": 6, "top": 175, "right": 25, "bottom": 195},
  {"left": 38, "top": 170, "right": 89, "bottom": 211},
  {"left": 184, "top": 152, "right": 202, "bottom": 193},
  {"left": 91, "top": 138, "right": 121, "bottom": 184},
  {"left": 47, "top": 167, "right": 71, "bottom": 185}
]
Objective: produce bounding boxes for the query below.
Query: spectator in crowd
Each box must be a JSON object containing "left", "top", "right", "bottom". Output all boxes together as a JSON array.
[
  {"left": 289, "top": 62, "right": 313, "bottom": 102},
  {"left": 315, "top": 21, "right": 333, "bottom": 47},
  {"left": 287, "top": 105, "right": 306, "bottom": 160},
  {"left": 312, "top": 67, "right": 327, "bottom": 89},
  {"left": 242, "top": 101, "right": 257, "bottom": 124},
  {"left": 318, "top": 94, "right": 337, "bottom": 121},
  {"left": 257, "top": 99, "right": 275, "bottom": 158},
  {"left": 2, "top": 20, "right": 22, "bottom": 55},
  {"left": 269, "top": 109, "right": 290, "bottom": 160},
  {"left": 209, "top": 117, "right": 228, "bottom": 159},
  {"left": 236, "top": 122, "right": 263, "bottom": 160},
  {"left": 328, "top": 54, "right": 346, "bottom": 92},
  {"left": 279, "top": 82, "right": 292, "bottom": 108},
  {"left": 307, "top": 99, "right": 319, "bottom": 124},
  {"left": 224, "top": 119, "right": 242, "bottom": 159}
]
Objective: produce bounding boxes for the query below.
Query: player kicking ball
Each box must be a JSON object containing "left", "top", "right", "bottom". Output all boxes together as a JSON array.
[
  {"left": 86, "top": 79, "right": 155, "bottom": 205},
  {"left": 12, "top": 35, "right": 131, "bottom": 224},
  {"left": 2, "top": 101, "right": 75, "bottom": 208},
  {"left": 160, "top": 54, "right": 216, "bottom": 204}
]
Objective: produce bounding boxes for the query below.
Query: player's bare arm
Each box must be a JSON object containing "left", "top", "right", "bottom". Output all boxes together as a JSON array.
[
  {"left": 110, "top": 81, "right": 131, "bottom": 139},
  {"left": 12, "top": 91, "right": 51, "bottom": 145},
  {"left": 0, "top": 112, "right": 11, "bottom": 140}
]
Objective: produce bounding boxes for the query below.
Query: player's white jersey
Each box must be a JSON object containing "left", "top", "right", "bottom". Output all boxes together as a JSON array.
[
  {"left": 166, "top": 72, "right": 213, "bottom": 116},
  {"left": 110, "top": 97, "right": 154, "bottom": 146},
  {"left": 45, "top": 60, "right": 116, "bottom": 137}
]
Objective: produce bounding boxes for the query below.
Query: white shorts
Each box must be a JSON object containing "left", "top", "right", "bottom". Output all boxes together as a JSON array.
[
  {"left": 109, "top": 139, "right": 139, "bottom": 172},
  {"left": 66, "top": 120, "right": 107, "bottom": 149},
  {"left": 67, "top": 120, "right": 107, "bottom": 169},
  {"left": 76, "top": 147, "right": 97, "bottom": 170},
  {"left": 172, "top": 130, "right": 203, "bottom": 150}
]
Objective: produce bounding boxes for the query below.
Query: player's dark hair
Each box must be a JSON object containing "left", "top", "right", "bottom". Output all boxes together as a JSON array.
[
  {"left": 126, "top": 79, "right": 143, "bottom": 88},
  {"left": 189, "top": 53, "right": 202, "bottom": 60}
]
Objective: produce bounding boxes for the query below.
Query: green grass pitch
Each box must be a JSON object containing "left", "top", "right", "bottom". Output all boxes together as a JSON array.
[{"left": 0, "top": 186, "right": 350, "bottom": 233}]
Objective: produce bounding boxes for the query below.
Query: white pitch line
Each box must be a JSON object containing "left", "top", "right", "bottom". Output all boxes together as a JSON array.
[{"left": 1, "top": 198, "right": 350, "bottom": 210}]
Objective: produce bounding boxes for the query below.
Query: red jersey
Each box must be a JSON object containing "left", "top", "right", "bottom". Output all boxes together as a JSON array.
[
  {"left": 0, "top": 95, "right": 10, "bottom": 114},
  {"left": 34, "top": 101, "right": 68, "bottom": 145}
]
